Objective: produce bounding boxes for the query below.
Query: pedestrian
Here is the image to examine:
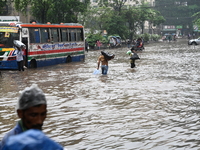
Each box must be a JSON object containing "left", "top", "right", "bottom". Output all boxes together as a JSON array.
[
  {"left": 96, "top": 40, "right": 102, "bottom": 50},
  {"left": 97, "top": 51, "right": 114, "bottom": 75},
  {"left": 188, "top": 33, "right": 191, "bottom": 39},
  {"left": 127, "top": 39, "right": 131, "bottom": 48},
  {"left": 22, "top": 47, "right": 27, "bottom": 69},
  {"left": 15, "top": 43, "right": 25, "bottom": 71},
  {"left": 126, "top": 47, "right": 139, "bottom": 68},
  {"left": 0, "top": 84, "right": 49, "bottom": 149},
  {"left": 85, "top": 40, "right": 89, "bottom": 52},
  {"left": 136, "top": 38, "right": 143, "bottom": 49},
  {"left": 132, "top": 39, "right": 136, "bottom": 47},
  {"left": 173, "top": 35, "right": 177, "bottom": 41}
]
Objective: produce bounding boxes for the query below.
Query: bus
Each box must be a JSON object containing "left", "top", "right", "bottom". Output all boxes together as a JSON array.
[{"left": 0, "top": 22, "right": 85, "bottom": 69}]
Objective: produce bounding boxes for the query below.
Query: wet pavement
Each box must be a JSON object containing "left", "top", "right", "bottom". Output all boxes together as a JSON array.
[{"left": 0, "top": 38, "right": 200, "bottom": 150}]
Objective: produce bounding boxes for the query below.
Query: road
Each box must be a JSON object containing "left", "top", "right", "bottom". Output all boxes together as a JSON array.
[{"left": 0, "top": 38, "right": 200, "bottom": 150}]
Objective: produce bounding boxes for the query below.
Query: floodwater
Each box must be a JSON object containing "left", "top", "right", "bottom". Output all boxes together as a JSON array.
[{"left": 0, "top": 38, "right": 200, "bottom": 150}]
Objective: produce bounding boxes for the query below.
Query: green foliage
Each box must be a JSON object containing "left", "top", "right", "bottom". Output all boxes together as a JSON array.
[
  {"left": 86, "top": 33, "right": 102, "bottom": 47},
  {"left": 14, "top": 0, "right": 30, "bottom": 14},
  {"left": 134, "top": 33, "right": 161, "bottom": 42},
  {"left": 155, "top": 0, "right": 200, "bottom": 32},
  {"left": 192, "top": 11, "right": 200, "bottom": 29},
  {"left": 141, "top": 33, "right": 150, "bottom": 42},
  {"left": 99, "top": 0, "right": 126, "bottom": 15},
  {"left": 80, "top": 6, "right": 112, "bottom": 31},
  {"left": 150, "top": 34, "right": 161, "bottom": 41},
  {"left": 0, "top": 0, "right": 7, "bottom": 13},
  {"left": 101, "top": 36, "right": 109, "bottom": 44},
  {"left": 86, "top": 33, "right": 109, "bottom": 48},
  {"left": 79, "top": 0, "right": 165, "bottom": 41},
  {"left": 14, "top": 0, "right": 90, "bottom": 23},
  {"left": 104, "top": 15, "right": 128, "bottom": 39}
]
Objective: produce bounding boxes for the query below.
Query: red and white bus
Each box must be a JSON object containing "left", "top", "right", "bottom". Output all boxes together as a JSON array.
[{"left": 0, "top": 22, "right": 85, "bottom": 69}]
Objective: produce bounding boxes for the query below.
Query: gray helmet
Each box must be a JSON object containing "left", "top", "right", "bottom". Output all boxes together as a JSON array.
[{"left": 17, "top": 84, "right": 46, "bottom": 110}]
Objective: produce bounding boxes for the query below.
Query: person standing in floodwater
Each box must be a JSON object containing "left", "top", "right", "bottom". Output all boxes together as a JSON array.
[
  {"left": 97, "top": 52, "right": 114, "bottom": 75},
  {"left": 96, "top": 40, "right": 102, "bottom": 50},
  {"left": 15, "top": 46, "right": 24, "bottom": 71},
  {"left": 126, "top": 47, "right": 140, "bottom": 68}
]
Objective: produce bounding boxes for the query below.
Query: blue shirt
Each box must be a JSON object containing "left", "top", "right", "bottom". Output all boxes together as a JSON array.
[{"left": 0, "top": 121, "right": 23, "bottom": 150}]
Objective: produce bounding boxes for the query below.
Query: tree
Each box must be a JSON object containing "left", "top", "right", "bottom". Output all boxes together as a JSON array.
[
  {"left": 155, "top": 0, "right": 200, "bottom": 34},
  {"left": 14, "top": 0, "right": 90, "bottom": 23},
  {"left": 0, "top": 0, "right": 8, "bottom": 15},
  {"left": 79, "top": 6, "right": 113, "bottom": 33},
  {"left": 123, "top": 7, "right": 141, "bottom": 39},
  {"left": 192, "top": 11, "right": 200, "bottom": 30},
  {"left": 30, "top": 0, "right": 51, "bottom": 23},
  {"left": 98, "top": 0, "right": 126, "bottom": 15},
  {"left": 103, "top": 14, "right": 128, "bottom": 39},
  {"left": 122, "top": 5, "right": 165, "bottom": 37},
  {"left": 145, "top": 9, "right": 165, "bottom": 34}
]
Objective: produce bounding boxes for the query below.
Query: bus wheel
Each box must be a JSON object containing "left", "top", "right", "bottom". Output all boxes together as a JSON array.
[
  {"left": 66, "top": 56, "right": 72, "bottom": 63},
  {"left": 30, "top": 59, "right": 37, "bottom": 68}
]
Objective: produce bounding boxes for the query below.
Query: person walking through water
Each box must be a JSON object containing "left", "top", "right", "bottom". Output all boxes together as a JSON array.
[
  {"left": 97, "top": 51, "right": 114, "bottom": 75},
  {"left": 85, "top": 40, "right": 89, "bottom": 52},
  {"left": 15, "top": 42, "right": 25, "bottom": 71},
  {"left": 96, "top": 40, "right": 102, "bottom": 50},
  {"left": 126, "top": 47, "right": 140, "bottom": 68}
]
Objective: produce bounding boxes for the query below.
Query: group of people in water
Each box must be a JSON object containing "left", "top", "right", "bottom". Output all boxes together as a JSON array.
[
  {"left": 108, "top": 36, "right": 121, "bottom": 48},
  {"left": 127, "top": 37, "right": 145, "bottom": 50},
  {"left": 96, "top": 37, "right": 144, "bottom": 75}
]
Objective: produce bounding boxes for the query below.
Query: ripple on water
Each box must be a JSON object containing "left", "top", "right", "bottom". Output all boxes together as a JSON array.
[{"left": 1, "top": 40, "right": 200, "bottom": 149}]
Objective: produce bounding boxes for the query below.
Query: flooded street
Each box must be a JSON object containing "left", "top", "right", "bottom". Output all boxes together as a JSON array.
[{"left": 0, "top": 38, "right": 200, "bottom": 150}]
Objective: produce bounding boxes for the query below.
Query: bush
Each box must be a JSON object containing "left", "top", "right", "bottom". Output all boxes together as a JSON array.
[
  {"left": 142, "top": 33, "right": 150, "bottom": 42},
  {"left": 133, "top": 33, "right": 161, "bottom": 42},
  {"left": 86, "top": 34, "right": 101, "bottom": 48},
  {"left": 86, "top": 33, "right": 108, "bottom": 49},
  {"left": 150, "top": 34, "right": 161, "bottom": 41}
]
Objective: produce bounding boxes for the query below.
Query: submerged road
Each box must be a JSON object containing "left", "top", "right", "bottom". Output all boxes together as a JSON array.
[{"left": 0, "top": 38, "right": 200, "bottom": 150}]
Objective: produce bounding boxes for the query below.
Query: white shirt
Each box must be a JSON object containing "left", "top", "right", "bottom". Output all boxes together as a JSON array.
[{"left": 16, "top": 49, "right": 24, "bottom": 62}]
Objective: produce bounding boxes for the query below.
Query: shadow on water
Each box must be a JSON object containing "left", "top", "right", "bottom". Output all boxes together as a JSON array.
[{"left": 1, "top": 39, "right": 200, "bottom": 150}]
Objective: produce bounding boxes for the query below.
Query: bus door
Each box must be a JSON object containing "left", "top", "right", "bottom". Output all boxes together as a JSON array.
[
  {"left": 21, "top": 28, "right": 29, "bottom": 67},
  {"left": 22, "top": 37, "right": 28, "bottom": 67}
]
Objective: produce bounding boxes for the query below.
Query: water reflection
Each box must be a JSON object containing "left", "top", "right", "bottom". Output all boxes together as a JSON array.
[{"left": 1, "top": 39, "right": 200, "bottom": 150}]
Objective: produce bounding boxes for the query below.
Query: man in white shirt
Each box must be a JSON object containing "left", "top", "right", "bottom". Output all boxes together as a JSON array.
[{"left": 15, "top": 46, "right": 24, "bottom": 71}]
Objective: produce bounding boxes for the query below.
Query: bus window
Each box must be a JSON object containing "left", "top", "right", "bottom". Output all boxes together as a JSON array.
[
  {"left": 29, "top": 28, "right": 40, "bottom": 43},
  {"left": 69, "top": 29, "right": 76, "bottom": 41},
  {"left": 51, "top": 28, "right": 59, "bottom": 42},
  {"left": 0, "top": 32, "right": 19, "bottom": 47},
  {"left": 60, "top": 28, "right": 69, "bottom": 42},
  {"left": 40, "top": 28, "right": 50, "bottom": 43},
  {"left": 77, "top": 29, "right": 83, "bottom": 41}
]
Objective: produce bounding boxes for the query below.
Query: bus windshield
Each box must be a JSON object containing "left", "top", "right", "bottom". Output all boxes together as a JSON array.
[{"left": 0, "top": 26, "right": 19, "bottom": 48}]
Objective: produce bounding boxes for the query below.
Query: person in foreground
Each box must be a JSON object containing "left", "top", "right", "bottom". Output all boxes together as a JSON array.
[
  {"left": 0, "top": 84, "right": 63, "bottom": 150},
  {"left": 97, "top": 51, "right": 115, "bottom": 75},
  {"left": 2, "top": 129, "right": 63, "bottom": 150}
]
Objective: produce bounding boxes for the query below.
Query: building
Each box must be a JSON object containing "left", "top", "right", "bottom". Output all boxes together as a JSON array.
[{"left": 0, "top": 0, "right": 32, "bottom": 23}]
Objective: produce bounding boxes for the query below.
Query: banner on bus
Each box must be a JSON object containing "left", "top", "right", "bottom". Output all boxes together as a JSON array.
[{"left": 0, "top": 27, "right": 18, "bottom": 33}]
